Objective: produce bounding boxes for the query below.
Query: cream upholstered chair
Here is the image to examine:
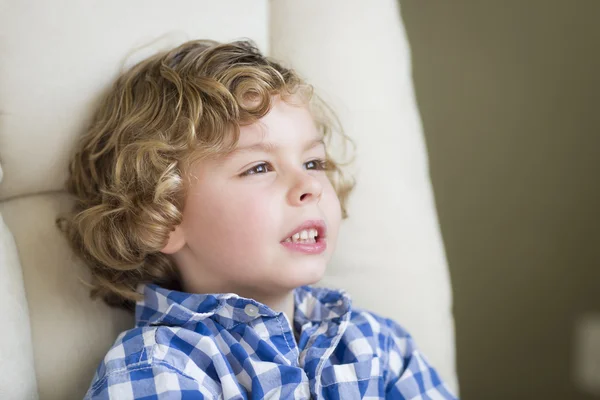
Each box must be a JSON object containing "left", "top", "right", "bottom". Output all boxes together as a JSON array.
[{"left": 0, "top": 1, "right": 458, "bottom": 398}]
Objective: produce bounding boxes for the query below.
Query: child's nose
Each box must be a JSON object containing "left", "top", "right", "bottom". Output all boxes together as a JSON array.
[{"left": 287, "top": 172, "right": 323, "bottom": 206}]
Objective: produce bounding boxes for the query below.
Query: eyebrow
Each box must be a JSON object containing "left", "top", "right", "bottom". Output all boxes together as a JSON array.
[{"left": 232, "top": 138, "right": 325, "bottom": 155}]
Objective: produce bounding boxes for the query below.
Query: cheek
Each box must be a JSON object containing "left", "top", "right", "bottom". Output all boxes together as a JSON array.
[
  {"left": 182, "top": 183, "right": 278, "bottom": 255},
  {"left": 321, "top": 181, "right": 342, "bottom": 240}
]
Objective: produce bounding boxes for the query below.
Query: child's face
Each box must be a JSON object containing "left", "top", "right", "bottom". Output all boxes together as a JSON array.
[{"left": 165, "top": 96, "right": 342, "bottom": 296}]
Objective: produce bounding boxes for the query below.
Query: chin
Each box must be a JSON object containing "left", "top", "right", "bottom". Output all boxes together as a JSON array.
[{"left": 284, "top": 260, "right": 327, "bottom": 288}]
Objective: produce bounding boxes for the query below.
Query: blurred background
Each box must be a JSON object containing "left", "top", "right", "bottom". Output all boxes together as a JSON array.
[{"left": 399, "top": 1, "right": 600, "bottom": 399}]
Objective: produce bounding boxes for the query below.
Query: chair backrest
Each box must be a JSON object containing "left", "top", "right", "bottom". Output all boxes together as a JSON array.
[{"left": 0, "top": 164, "right": 38, "bottom": 399}]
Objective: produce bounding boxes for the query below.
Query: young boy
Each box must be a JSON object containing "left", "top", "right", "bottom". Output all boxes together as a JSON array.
[{"left": 62, "top": 39, "right": 457, "bottom": 399}]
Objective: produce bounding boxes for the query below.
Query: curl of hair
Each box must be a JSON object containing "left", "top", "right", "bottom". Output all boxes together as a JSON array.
[{"left": 58, "top": 39, "right": 355, "bottom": 310}]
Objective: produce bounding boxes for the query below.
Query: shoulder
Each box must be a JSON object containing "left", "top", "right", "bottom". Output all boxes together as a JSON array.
[
  {"left": 86, "top": 325, "right": 220, "bottom": 399},
  {"left": 343, "top": 308, "right": 457, "bottom": 398},
  {"left": 92, "top": 327, "right": 158, "bottom": 378}
]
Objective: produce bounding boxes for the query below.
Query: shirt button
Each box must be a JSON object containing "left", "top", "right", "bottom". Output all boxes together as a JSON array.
[{"left": 244, "top": 304, "right": 259, "bottom": 317}]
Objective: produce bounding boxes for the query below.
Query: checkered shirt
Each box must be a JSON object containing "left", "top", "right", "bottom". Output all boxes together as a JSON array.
[{"left": 85, "top": 284, "right": 457, "bottom": 399}]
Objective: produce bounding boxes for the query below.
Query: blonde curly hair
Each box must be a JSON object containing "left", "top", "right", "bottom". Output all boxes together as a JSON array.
[{"left": 59, "top": 39, "right": 354, "bottom": 310}]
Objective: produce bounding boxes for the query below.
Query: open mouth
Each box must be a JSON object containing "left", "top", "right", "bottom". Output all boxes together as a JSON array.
[
  {"left": 281, "top": 220, "right": 327, "bottom": 246},
  {"left": 281, "top": 220, "right": 328, "bottom": 255},
  {"left": 283, "top": 228, "right": 320, "bottom": 244}
]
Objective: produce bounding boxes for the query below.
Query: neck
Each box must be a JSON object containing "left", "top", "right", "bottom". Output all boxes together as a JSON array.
[{"left": 258, "top": 290, "right": 296, "bottom": 328}]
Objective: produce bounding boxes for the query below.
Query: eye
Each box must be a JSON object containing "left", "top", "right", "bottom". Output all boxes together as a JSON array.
[
  {"left": 240, "top": 162, "right": 274, "bottom": 176},
  {"left": 304, "top": 158, "right": 328, "bottom": 171}
]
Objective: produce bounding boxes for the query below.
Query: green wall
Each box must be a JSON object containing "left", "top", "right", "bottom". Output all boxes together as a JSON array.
[{"left": 399, "top": 2, "right": 600, "bottom": 399}]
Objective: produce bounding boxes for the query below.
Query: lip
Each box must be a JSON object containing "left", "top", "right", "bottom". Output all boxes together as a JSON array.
[{"left": 281, "top": 219, "right": 327, "bottom": 255}]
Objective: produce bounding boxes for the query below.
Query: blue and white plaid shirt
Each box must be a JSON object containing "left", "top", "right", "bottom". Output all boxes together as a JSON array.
[{"left": 85, "top": 284, "right": 457, "bottom": 399}]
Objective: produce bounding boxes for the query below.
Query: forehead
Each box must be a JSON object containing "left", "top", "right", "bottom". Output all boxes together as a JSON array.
[{"left": 236, "top": 97, "right": 321, "bottom": 147}]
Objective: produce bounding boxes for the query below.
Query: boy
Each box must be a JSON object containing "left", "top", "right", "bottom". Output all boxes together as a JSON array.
[{"left": 61, "top": 39, "right": 457, "bottom": 399}]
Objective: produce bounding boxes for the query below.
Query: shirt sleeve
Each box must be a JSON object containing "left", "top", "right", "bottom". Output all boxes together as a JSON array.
[
  {"left": 384, "top": 320, "right": 458, "bottom": 399},
  {"left": 84, "top": 363, "right": 218, "bottom": 400}
]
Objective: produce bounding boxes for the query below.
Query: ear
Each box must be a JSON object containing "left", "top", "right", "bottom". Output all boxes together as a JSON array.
[{"left": 161, "top": 225, "right": 186, "bottom": 254}]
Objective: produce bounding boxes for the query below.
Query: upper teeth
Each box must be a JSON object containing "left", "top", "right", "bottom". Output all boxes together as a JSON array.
[{"left": 286, "top": 229, "right": 318, "bottom": 242}]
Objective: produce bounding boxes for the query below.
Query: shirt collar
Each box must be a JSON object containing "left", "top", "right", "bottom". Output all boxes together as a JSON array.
[{"left": 135, "top": 284, "right": 352, "bottom": 329}]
